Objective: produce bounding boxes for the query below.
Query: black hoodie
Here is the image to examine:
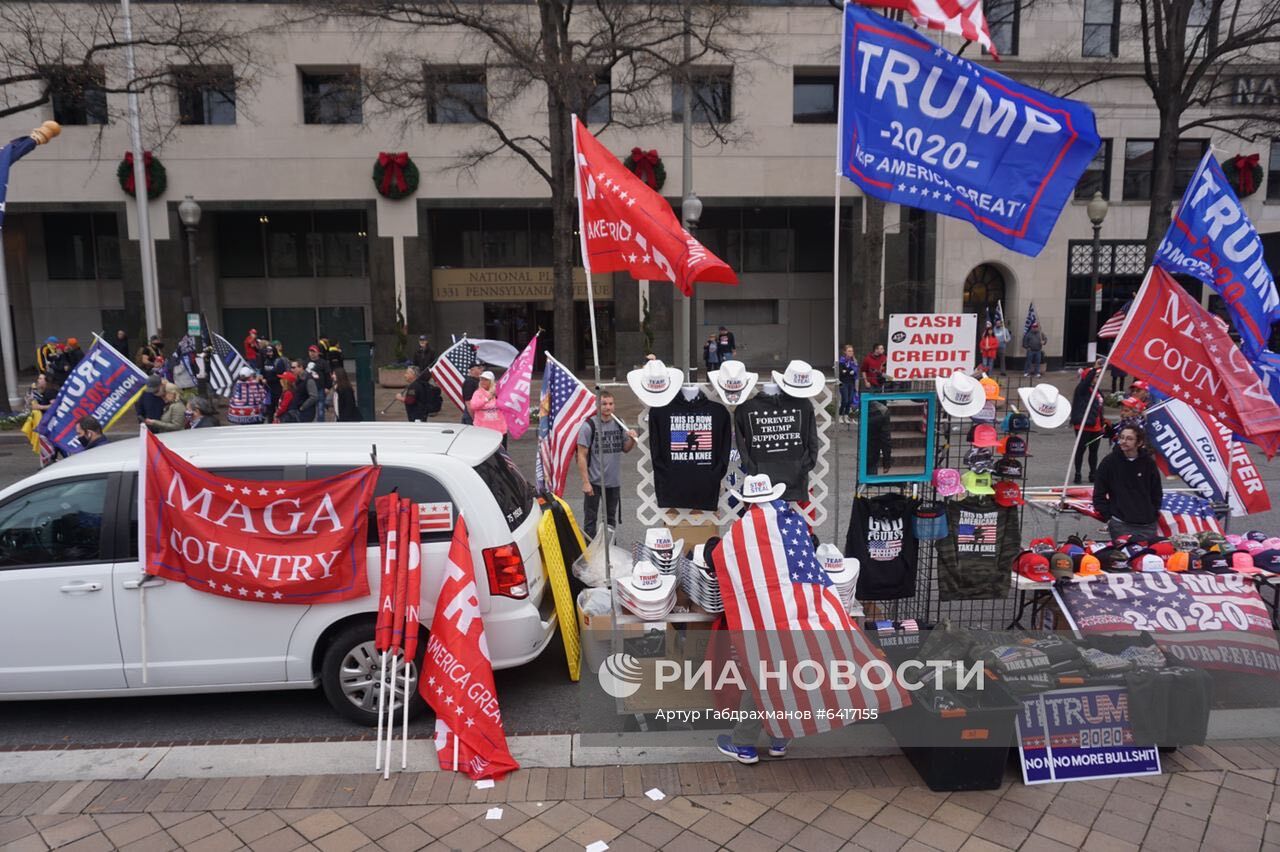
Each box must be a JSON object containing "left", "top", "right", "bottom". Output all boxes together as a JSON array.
[
  {"left": 1093, "top": 446, "right": 1162, "bottom": 525},
  {"left": 844, "top": 493, "right": 918, "bottom": 600},
  {"left": 733, "top": 390, "right": 818, "bottom": 501},
  {"left": 648, "top": 390, "right": 732, "bottom": 510}
]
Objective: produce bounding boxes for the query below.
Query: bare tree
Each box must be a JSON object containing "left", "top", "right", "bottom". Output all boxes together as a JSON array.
[
  {"left": 307, "top": 0, "right": 759, "bottom": 370},
  {"left": 1051, "top": 0, "right": 1280, "bottom": 261},
  {"left": 0, "top": 2, "right": 265, "bottom": 142}
]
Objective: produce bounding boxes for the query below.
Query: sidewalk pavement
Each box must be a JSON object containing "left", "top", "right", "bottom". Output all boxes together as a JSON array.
[{"left": 2, "top": 741, "right": 1280, "bottom": 851}]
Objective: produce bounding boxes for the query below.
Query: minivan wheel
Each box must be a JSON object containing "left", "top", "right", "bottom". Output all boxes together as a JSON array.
[{"left": 321, "top": 622, "right": 428, "bottom": 726}]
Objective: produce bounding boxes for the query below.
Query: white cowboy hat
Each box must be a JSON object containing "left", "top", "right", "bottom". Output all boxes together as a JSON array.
[
  {"left": 815, "top": 543, "right": 857, "bottom": 586},
  {"left": 627, "top": 359, "right": 684, "bottom": 407},
  {"left": 934, "top": 369, "right": 985, "bottom": 418},
  {"left": 641, "top": 527, "right": 684, "bottom": 573},
  {"left": 771, "top": 360, "right": 825, "bottom": 399},
  {"left": 1017, "top": 383, "right": 1071, "bottom": 429},
  {"left": 616, "top": 560, "right": 677, "bottom": 616},
  {"left": 708, "top": 360, "right": 758, "bottom": 406},
  {"left": 730, "top": 473, "right": 787, "bottom": 504}
]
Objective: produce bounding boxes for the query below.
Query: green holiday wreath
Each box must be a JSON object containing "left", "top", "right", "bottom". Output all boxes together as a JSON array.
[
  {"left": 1224, "top": 153, "right": 1264, "bottom": 199},
  {"left": 623, "top": 147, "right": 665, "bottom": 191},
  {"left": 117, "top": 151, "right": 167, "bottom": 200},
  {"left": 372, "top": 151, "right": 420, "bottom": 200}
]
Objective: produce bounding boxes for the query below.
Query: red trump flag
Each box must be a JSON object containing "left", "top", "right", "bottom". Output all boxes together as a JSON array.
[
  {"left": 1108, "top": 266, "right": 1280, "bottom": 456},
  {"left": 573, "top": 116, "right": 737, "bottom": 296},
  {"left": 144, "top": 432, "right": 379, "bottom": 602},
  {"left": 420, "top": 516, "right": 519, "bottom": 780}
]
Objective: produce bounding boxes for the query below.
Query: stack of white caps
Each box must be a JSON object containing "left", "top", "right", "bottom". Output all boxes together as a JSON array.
[
  {"left": 615, "top": 559, "right": 677, "bottom": 619},
  {"left": 679, "top": 543, "right": 723, "bottom": 613},
  {"left": 635, "top": 528, "right": 683, "bottom": 576},
  {"left": 816, "top": 543, "right": 860, "bottom": 615}
]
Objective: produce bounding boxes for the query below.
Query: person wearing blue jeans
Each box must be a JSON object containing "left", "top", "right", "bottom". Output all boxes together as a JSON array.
[{"left": 838, "top": 344, "right": 860, "bottom": 424}]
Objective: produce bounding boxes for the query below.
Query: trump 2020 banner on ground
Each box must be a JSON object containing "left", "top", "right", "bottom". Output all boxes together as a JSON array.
[
  {"left": 1017, "top": 687, "right": 1160, "bottom": 785},
  {"left": 144, "top": 431, "right": 379, "bottom": 603},
  {"left": 840, "top": 4, "right": 1100, "bottom": 256},
  {"left": 38, "top": 336, "right": 148, "bottom": 454},
  {"left": 1155, "top": 151, "right": 1279, "bottom": 358}
]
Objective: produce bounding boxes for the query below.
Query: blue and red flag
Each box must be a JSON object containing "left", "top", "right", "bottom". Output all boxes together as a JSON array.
[
  {"left": 0, "top": 136, "right": 38, "bottom": 231},
  {"left": 37, "top": 336, "right": 149, "bottom": 454}
]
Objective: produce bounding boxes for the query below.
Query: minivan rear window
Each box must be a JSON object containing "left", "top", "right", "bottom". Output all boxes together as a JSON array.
[
  {"left": 308, "top": 465, "right": 455, "bottom": 544},
  {"left": 474, "top": 449, "right": 535, "bottom": 532}
]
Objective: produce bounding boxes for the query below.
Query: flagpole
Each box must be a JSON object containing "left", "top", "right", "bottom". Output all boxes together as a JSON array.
[
  {"left": 375, "top": 651, "right": 388, "bottom": 771},
  {"left": 832, "top": 0, "right": 849, "bottom": 545},
  {"left": 383, "top": 651, "right": 396, "bottom": 779},
  {"left": 137, "top": 425, "right": 150, "bottom": 684},
  {"left": 402, "top": 664, "right": 411, "bottom": 769},
  {"left": 119, "top": 0, "right": 161, "bottom": 338}
]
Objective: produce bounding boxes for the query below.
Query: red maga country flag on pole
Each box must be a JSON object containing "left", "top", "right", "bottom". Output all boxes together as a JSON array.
[
  {"left": 1108, "top": 267, "right": 1280, "bottom": 456},
  {"left": 143, "top": 432, "right": 379, "bottom": 602},
  {"left": 420, "top": 517, "right": 519, "bottom": 780},
  {"left": 573, "top": 116, "right": 737, "bottom": 296}
]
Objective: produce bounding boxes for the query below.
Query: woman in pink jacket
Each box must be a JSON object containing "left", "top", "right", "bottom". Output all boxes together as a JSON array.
[{"left": 469, "top": 370, "right": 508, "bottom": 446}]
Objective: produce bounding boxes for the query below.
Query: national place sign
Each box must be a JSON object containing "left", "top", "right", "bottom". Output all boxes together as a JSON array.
[{"left": 840, "top": 4, "right": 1100, "bottom": 256}]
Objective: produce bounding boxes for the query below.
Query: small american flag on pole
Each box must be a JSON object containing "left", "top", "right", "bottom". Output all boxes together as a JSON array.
[
  {"left": 431, "top": 339, "right": 478, "bottom": 413},
  {"left": 710, "top": 500, "right": 911, "bottom": 739},
  {"left": 1158, "top": 493, "right": 1225, "bottom": 536},
  {"left": 539, "top": 355, "right": 596, "bottom": 496},
  {"left": 1097, "top": 301, "right": 1130, "bottom": 340},
  {"left": 208, "top": 332, "right": 249, "bottom": 398}
]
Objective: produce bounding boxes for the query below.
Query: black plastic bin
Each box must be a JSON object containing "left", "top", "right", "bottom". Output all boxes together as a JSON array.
[{"left": 883, "top": 678, "right": 1020, "bottom": 792}]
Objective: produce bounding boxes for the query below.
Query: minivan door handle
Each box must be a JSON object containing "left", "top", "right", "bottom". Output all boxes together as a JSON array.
[
  {"left": 122, "top": 576, "right": 166, "bottom": 590},
  {"left": 60, "top": 582, "right": 103, "bottom": 593}
]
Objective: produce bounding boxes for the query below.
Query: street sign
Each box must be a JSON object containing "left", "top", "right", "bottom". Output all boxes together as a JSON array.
[
  {"left": 886, "top": 313, "right": 977, "bottom": 380},
  {"left": 186, "top": 312, "right": 201, "bottom": 338}
]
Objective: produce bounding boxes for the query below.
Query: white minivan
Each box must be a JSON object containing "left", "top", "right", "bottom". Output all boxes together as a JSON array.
[{"left": 0, "top": 423, "right": 555, "bottom": 724}]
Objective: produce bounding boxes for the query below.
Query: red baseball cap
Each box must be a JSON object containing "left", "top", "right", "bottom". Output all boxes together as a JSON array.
[
  {"left": 1015, "top": 552, "right": 1053, "bottom": 583},
  {"left": 972, "top": 424, "right": 999, "bottom": 448},
  {"left": 994, "top": 480, "right": 1024, "bottom": 507}
]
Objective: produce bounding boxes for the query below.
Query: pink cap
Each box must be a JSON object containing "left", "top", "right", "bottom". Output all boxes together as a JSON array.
[
  {"left": 932, "top": 468, "right": 965, "bottom": 497},
  {"left": 1233, "top": 552, "right": 1261, "bottom": 574},
  {"left": 1264, "top": 538, "right": 1280, "bottom": 551},
  {"left": 1243, "top": 540, "right": 1265, "bottom": 555},
  {"left": 1226, "top": 534, "right": 1245, "bottom": 547}
]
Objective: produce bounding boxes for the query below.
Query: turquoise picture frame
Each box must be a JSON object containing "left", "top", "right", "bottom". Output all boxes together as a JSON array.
[{"left": 857, "top": 391, "right": 938, "bottom": 484}]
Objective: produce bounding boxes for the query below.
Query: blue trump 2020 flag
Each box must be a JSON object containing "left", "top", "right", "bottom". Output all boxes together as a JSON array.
[
  {"left": 1155, "top": 150, "right": 1279, "bottom": 359},
  {"left": 0, "top": 136, "right": 38, "bottom": 231},
  {"left": 839, "top": 4, "right": 1100, "bottom": 256},
  {"left": 37, "top": 336, "right": 148, "bottom": 454}
]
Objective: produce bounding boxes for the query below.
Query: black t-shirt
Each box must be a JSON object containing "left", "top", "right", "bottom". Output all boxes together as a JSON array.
[
  {"left": 733, "top": 391, "right": 818, "bottom": 502},
  {"left": 936, "top": 496, "right": 1021, "bottom": 601},
  {"left": 845, "top": 494, "right": 918, "bottom": 600},
  {"left": 716, "top": 330, "right": 736, "bottom": 359},
  {"left": 648, "top": 391, "right": 732, "bottom": 510}
]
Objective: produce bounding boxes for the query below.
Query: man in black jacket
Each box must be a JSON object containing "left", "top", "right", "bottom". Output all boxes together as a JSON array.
[
  {"left": 412, "top": 335, "right": 436, "bottom": 373},
  {"left": 1093, "top": 425, "right": 1163, "bottom": 542},
  {"left": 397, "top": 366, "right": 442, "bottom": 422}
]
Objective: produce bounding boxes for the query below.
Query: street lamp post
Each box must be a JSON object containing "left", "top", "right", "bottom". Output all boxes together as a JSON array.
[
  {"left": 1086, "top": 191, "right": 1109, "bottom": 362},
  {"left": 177, "top": 195, "right": 207, "bottom": 396}
]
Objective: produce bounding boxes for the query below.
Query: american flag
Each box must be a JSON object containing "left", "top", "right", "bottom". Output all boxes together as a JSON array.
[
  {"left": 1158, "top": 493, "right": 1225, "bottom": 536},
  {"left": 208, "top": 331, "right": 249, "bottom": 398},
  {"left": 671, "top": 430, "right": 712, "bottom": 451},
  {"left": 431, "top": 338, "right": 479, "bottom": 413},
  {"left": 862, "top": 0, "right": 1000, "bottom": 58},
  {"left": 957, "top": 523, "right": 976, "bottom": 544},
  {"left": 1024, "top": 301, "right": 1039, "bottom": 334},
  {"left": 418, "top": 502, "right": 454, "bottom": 533},
  {"left": 710, "top": 500, "right": 911, "bottom": 739},
  {"left": 1098, "top": 301, "right": 1131, "bottom": 339},
  {"left": 539, "top": 355, "right": 596, "bottom": 496}
]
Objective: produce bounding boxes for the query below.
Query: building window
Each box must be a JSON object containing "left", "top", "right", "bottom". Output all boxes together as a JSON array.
[
  {"left": 1075, "top": 139, "right": 1112, "bottom": 199},
  {"left": 301, "top": 69, "right": 362, "bottom": 125},
  {"left": 1269, "top": 139, "right": 1280, "bottom": 200},
  {"left": 175, "top": 65, "right": 236, "bottom": 125},
  {"left": 427, "top": 68, "right": 487, "bottom": 124},
  {"left": 705, "top": 299, "right": 779, "bottom": 326},
  {"left": 44, "top": 213, "right": 120, "bottom": 280},
  {"left": 985, "top": 0, "right": 1019, "bottom": 56},
  {"left": 672, "top": 69, "right": 732, "bottom": 124},
  {"left": 585, "top": 71, "right": 610, "bottom": 124},
  {"left": 1082, "top": 0, "right": 1119, "bottom": 57},
  {"left": 216, "top": 210, "right": 367, "bottom": 278},
  {"left": 1122, "top": 138, "right": 1208, "bottom": 201},
  {"left": 792, "top": 71, "right": 837, "bottom": 124},
  {"left": 45, "top": 66, "right": 108, "bottom": 126}
]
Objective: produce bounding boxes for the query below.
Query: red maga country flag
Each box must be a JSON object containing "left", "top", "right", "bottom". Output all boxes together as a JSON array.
[
  {"left": 143, "top": 432, "right": 379, "bottom": 603},
  {"left": 420, "top": 517, "right": 519, "bottom": 780},
  {"left": 573, "top": 116, "right": 737, "bottom": 296},
  {"left": 1109, "top": 267, "right": 1280, "bottom": 456}
]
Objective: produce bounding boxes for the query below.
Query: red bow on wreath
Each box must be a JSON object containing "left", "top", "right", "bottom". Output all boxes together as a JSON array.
[
  {"left": 378, "top": 151, "right": 410, "bottom": 195},
  {"left": 122, "top": 151, "right": 154, "bottom": 195},
  {"left": 629, "top": 147, "right": 660, "bottom": 190},
  {"left": 1234, "top": 153, "right": 1261, "bottom": 197}
]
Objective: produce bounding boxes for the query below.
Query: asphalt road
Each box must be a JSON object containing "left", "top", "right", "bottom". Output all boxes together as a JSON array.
[{"left": 2, "top": 371, "right": 1278, "bottom": 746}]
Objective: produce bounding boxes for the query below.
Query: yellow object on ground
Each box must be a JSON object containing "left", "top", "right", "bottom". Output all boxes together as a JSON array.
[{"left": 538, "top": 507, "right": 582, "bottom": 681}]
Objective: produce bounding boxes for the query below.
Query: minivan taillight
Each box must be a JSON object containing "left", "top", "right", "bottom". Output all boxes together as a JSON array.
[{"left": 483, "top": 543, "right": 528, "bottom": 599}]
